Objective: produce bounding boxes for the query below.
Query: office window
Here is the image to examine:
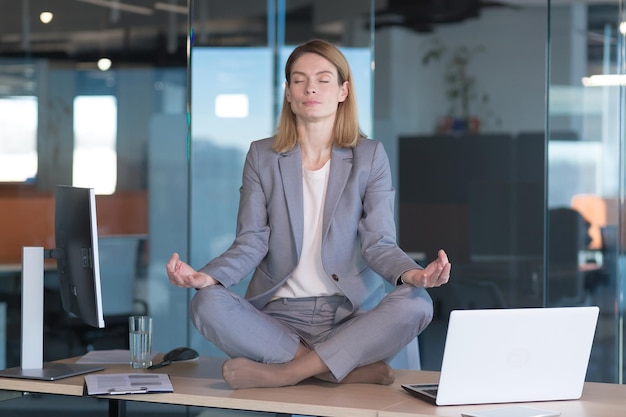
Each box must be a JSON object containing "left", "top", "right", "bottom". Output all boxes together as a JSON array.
[
  {"left": 0, "top": 96, "right": 38, "bottom": 182},
  {"left": 72, "top": 95, "right": 117, "bottom": 194}
]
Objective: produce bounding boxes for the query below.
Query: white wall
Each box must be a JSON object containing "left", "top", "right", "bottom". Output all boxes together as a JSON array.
[{"left": 374, "top": 7, "right": 551, "bottom": 136}]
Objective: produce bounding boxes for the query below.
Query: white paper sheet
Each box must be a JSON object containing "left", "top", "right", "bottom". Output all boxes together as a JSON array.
[{"left": 84, "top": 373, "right": 173, "bottom": 395}]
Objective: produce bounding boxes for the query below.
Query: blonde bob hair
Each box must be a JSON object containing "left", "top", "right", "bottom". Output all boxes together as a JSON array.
[{"left": 273, "top": 39, "right": 366, "bottom": 153}]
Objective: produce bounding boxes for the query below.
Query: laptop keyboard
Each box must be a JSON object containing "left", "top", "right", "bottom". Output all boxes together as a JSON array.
[{"left": 402, "top": 383, "right": 440, "bottom": 401}]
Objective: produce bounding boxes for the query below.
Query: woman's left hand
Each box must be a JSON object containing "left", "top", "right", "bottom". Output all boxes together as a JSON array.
[{"left": 401, "top": 249, "right": 451, "bottom": 288}]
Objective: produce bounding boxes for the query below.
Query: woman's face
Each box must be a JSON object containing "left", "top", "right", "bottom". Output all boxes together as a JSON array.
[{"left": 285, "top": 52, "right": 348, "bottom": 124}]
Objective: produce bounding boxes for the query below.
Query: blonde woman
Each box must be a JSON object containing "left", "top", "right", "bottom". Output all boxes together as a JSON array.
[{"left": 167, "top": 39, "right": 451, "bottom": 389}]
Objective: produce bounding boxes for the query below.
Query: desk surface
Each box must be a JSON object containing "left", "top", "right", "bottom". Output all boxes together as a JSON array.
[{"left": 0, "top": 355, "right": 625, "bottom": 417}]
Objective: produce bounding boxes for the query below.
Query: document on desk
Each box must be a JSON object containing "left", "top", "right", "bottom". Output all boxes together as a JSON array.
[{"left": 84, "top": 373, "right": 174, "bottom": 395}]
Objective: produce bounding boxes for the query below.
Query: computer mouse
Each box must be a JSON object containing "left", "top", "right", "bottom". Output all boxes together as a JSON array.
[
  {"left": 164, "top": 347, "right": 199, "bottom": 362},
  {"left": 148, "top": 347, "right": 199, "bottom": 369}
]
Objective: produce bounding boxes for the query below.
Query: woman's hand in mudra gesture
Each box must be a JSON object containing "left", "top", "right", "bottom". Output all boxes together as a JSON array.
[
  {"left": 401, "top": 249, "right": 451, "bottom": 288},
  {"left": 166, "top": 252, "right": 218, "bottom": 290}
]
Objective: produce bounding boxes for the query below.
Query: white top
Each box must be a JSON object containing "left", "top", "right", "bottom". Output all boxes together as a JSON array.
[{"left": 274, "top": 160, "right": 341, "bottom": 298}]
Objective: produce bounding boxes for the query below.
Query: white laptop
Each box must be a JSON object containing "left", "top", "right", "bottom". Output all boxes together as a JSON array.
[{"left": 402, "top": 306, "right": 599, "bottom": 406}]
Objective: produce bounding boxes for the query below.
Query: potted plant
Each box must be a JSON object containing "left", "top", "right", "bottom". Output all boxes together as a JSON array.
[{"left": 422, "top": 38, "right": 495, "bottom": 134}]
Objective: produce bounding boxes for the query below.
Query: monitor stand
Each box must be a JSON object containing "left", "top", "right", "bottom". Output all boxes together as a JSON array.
[{"left": 0, "top": 247, "right": 103, "bottom": 381}]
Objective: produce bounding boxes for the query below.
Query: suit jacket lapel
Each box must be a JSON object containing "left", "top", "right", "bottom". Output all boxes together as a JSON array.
[
  {"left": 278, "top": 146, "right": 304, "bottom": 257},
  {"left": 323, "top": 146, "right": 352, "bottom": 237}
]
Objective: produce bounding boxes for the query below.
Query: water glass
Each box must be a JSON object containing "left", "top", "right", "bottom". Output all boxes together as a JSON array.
[{"left": 129, "top": 315, "right": 152, "bottom": 368}]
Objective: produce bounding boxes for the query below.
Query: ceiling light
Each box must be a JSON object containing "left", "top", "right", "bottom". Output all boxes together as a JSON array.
[
  {"left": 40, "top": 11, "right": 54, "bottom": 24},
  {"left": 97, "top": 58, "right": 112, "bottom": 71},
  {"left": 620, "top": 21, "right": 626, "bottom": 35},
  {"left": 582, "top": 74, "right": 626, "bottom": 87}
]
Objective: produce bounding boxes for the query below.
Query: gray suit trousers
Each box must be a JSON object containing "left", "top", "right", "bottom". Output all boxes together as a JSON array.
[{"left": 190, "top": 284, "right": 433, "bottom": 382}]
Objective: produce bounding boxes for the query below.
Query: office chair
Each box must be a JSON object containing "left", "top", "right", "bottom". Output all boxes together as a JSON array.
[
  {"left": 547, "top": 208, "right": 592, "bottom": 306},
  {"left": 43, "top": 236, "right": 148, "bottom": 359}
]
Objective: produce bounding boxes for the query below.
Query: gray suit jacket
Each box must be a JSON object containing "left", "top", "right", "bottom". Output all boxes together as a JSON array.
[{"left": 199, "top": 137, "right": 420, "bottom": 320}]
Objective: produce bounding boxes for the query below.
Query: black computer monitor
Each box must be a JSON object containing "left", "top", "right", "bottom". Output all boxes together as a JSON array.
[
  {"left": 0, "top": 185, "right": 106, "bottom": 380},
  {"left": 54, "top": 185, "right": 105, "bottom": 328}
]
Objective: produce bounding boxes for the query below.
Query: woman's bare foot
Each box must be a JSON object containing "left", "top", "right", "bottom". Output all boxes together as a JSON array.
[
  {"left": 222, "top": 357, "right": 300, "bottom": 389},
  {"left": 222, "top": 354, "right": 393, "bottom": 389},
  {"left": 315, "top": 361, "right": 395, "bottom": 385}
]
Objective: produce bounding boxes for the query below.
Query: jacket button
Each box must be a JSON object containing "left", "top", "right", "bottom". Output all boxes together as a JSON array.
[{"left": 332, "top": 274, "right": 339, "bottom": 282}]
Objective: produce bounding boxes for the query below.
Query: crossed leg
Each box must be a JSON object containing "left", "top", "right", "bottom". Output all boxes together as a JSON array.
[
  {"left": 222, "top": 344, "right": 395, "bottom": 389},
  {"left": 193, "top": 285, "right": 432, "bottom": 389}
]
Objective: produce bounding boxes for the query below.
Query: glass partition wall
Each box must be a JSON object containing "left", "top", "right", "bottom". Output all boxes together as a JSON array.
[
  {"left": 188, "top": 0, "right": 626, "bottom": 385},
  {"left": 0, "top": 0, "right": 188, "bottom": 356},
  {"left": 1, "top": 1, "right": 626, "bottom": 414},
  {"left": 546, "top": 1, "right": 626, "bottom": 383},
  {"left": 392, "top": 4, "right": 550, "bottom": 372},
  {"left": 372, "top": 1, "right": 626, "bottom": 384},
  {"left": 0, "top": 1, "right": 190, "bottom": 415}
]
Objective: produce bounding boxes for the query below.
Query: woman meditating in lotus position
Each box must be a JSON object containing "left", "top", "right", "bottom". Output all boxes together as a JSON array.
[{"left": 166, "top": 39, "right": 451, "bottom": 389}]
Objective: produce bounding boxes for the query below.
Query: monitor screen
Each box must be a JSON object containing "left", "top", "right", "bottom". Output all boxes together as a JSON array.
[{"left": 54, "top": 185, "right": 105, "bottom": 328}]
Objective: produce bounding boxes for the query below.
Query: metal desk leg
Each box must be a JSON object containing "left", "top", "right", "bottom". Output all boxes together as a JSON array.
[{"left": 109, "top": 399, "right": 126, "bottom": 417}]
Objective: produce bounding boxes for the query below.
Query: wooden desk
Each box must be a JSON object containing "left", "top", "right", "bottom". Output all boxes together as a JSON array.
[
  {"left": 379, "top": 379, "right": 626, "bottom": 417},
  {"left": 0, "top": 355, "right": 625, "bottom": 417}
]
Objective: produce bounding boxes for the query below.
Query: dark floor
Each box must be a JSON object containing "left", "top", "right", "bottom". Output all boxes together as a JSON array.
[{"left": 0, "top": 393, "right": 280, "bottom": 417}]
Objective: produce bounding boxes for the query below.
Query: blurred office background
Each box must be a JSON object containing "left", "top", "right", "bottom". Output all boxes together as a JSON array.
[{"left": 0, "top": 0, "right": 625, "bottom": 415}]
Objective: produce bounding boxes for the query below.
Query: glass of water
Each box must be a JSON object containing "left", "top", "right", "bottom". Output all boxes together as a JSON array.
[{"left": 129, "top": 315, "right": 153, "bottom": 368}]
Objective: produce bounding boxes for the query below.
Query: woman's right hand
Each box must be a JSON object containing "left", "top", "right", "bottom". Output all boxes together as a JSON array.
[{"left": 166, "top": 252, "right": 218, "bottom": 289}]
